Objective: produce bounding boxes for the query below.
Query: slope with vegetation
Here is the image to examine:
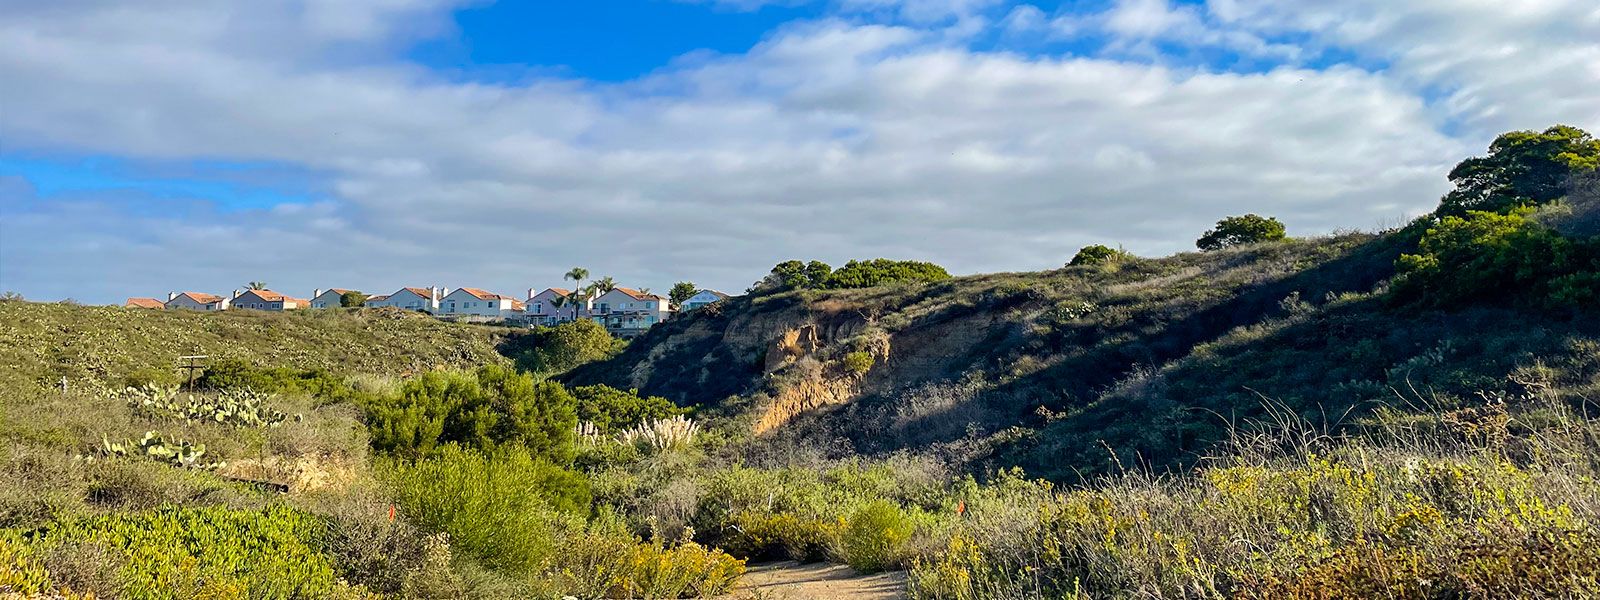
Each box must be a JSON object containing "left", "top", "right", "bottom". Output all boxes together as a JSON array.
[{"left": 3, "top": 125, "right": 1599, "bottom": 599}]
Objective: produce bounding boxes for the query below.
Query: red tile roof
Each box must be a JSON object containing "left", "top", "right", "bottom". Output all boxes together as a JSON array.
[
  {"left": 125, "top": 297, "right": 164, "bottom": 309},
  {"left": 238, "top": 290, "right": 310, "bottom": 305},
  {"left": 401, "top": 287, "right": 433, "bottom": 298},
  {"left": 366, "top": 295, "right": 390, "bottom": 303},
  {"left": 456, "top": 288, "right": 518, "bottom": 302},
  {"left": 170, "top": 292, "right": 224, "bottom": 304}
]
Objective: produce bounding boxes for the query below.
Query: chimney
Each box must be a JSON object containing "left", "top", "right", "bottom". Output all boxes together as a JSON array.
[
  {"left": 442, "top": 287, "right": 452, "bottom": 299},
  {"left": 167, "top": 291, "right": 177, "bottom": 301},
  {"left": 314, "top": 288, "right": 323, "bottom": 299},
  {"left": 528, "top": 287, "right": 536, "bottom": 300}
]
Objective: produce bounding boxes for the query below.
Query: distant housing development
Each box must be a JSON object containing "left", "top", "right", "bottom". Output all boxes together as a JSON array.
[{"left": 129, "top": 283, "right": 733, "bottom": 337}]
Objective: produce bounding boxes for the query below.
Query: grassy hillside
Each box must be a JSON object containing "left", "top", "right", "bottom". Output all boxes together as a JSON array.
[{"left": 0, "top": 302, "right": 519, "bottom": 395}]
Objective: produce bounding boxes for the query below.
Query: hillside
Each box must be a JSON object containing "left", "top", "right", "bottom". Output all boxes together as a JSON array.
[
  {"left": 0, "top": 302, "right": 520, "bottom": 395},
  {"left": 566, "top": 229, "right": 1600, "bottom": 480}
]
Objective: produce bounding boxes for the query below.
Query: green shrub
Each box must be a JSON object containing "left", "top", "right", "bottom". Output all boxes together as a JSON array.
[
  {"left": 15, "top": 505, "right": 368, "bottom": 600},
  {"left": 842, "top": 500, "right": 914, "bottom": 573},
  {"left": 1068, "top": 244, "right": 1130, "bottom": 267},
  {"left": 571, "top": 384, "right": 683, "bottom": 433},
  {"left": 824, "top": 259, "right": 952, "bottom": 289},
  {"left": 380, "top": 446, "right": 590, "bottom": 574},
  {"left": 1392, "top": 209, "right": 1580, "bottom": 307},
  {"left": 514, "top": 320, "right": 623, "bottom": 377},
  {"left": 551, "top": 518, "right": 746, "bottom": 599},
  {"left": 366, "top": 365, "right": 577, "bottom": 462},
  {"left": 1196, "top": 214, "right": 1288, "bottom": 251},
  {"left": 842, "top": 352, "right": 875, "bottom": 376}
]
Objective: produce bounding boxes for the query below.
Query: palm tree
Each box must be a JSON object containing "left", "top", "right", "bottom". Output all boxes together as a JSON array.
[
  {"left": 246, "top": 281, "right": 267, "bottom": 290},
  {"left": 564, "top": 267, "right": 589, "bottom": 319},
  {"left": 593, "top": 276, "right": 617, "bottom": 295},
  {"left": 549, "top": 294, "right": 569, "bottom": 322},
  {"left": 637, "top": 287, "right": 652, "bottom": 297}
]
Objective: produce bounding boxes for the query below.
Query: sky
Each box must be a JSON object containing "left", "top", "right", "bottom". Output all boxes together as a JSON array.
[{"left": 2, "top": 0, "right": 1598, "bottom": 305}]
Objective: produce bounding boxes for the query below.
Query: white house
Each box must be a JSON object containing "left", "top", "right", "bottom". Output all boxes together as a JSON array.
[
  {"left": 523, "top": 288, "right": 588, "bottom": 325},
  {"left": 590, "top": 287, "right": 672, "bottom": 335},
  {"left": 164, "top": 291, "right": 229, "bottom": 311},
  {"left": 439, "top": 287, "right": 524, "bottom": 318},
  {"left": 682, "top": 289, "right": 730, "bottom": 311},
  {"left": 366, "top": 287, "right": 442, "bottom": 312},
  {"left": 232, "top": 289, "right": 309, "bottom": 311},
  {"left": 310, "top": 288, "right": 359, "bottom": 309}
]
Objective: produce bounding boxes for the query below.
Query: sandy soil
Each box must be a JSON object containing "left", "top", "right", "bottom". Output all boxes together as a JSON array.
[{"left": 719, "top": 561, "right": 908, "bottom": 599}]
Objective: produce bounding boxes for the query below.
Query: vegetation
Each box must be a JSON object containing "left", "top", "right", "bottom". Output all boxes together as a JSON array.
[
  {"left": 1440, "top": 124, "right": 1600, "bottom": 215},
  {"left": 366, "top": 365, "right": 577, "bottom": 462},
  {"left": 1067, "top": 244, "right": 1130, "bottom": 266},
  {"left": 340, "top": 291, "right": 368, "bottom": 307},
  {"left": 760, "top": 258, "right": 951, "bottom": 291},
  {"left": 6, "top": 124, "right": 1600, "bottom": 598},
  {"left": 513, "top": 319, "right": 623, "bottom": 377},
  {"left": 571, "top": 384, "right": 683, "bottom": 433},
  {"left": 668, "top": 282, "right": 698, "bottom": 310},
  {"left": 1196, "top": 213, "right": 1288, "bottom": 251}
]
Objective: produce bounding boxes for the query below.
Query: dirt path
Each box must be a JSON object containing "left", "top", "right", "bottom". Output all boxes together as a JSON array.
[{"left": 721, "top": 561, "right": 907, "bottom": 599}]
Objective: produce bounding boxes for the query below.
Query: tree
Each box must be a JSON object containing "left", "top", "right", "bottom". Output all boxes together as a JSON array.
[
  {"left": 768, "top": 260, "right": 808, "bottom": 289},
  {"left": 1068, "top": 244, "right": 1129, "bottom": 267},
  {"left": 339, "top": 291, "right": 368, "bottom": 307},
  {"left": 564, "top": 267, "right": 589, "bottom": 318},
  {"left": 1440, "top": 125, "right": 1600, "bottom": 216},
  {"left": 804, "top": 261, "right": 833, "bottom": 287},
  {"left": 1196, "top": 214, "right": 1287, "bottom": 251},
  {"left": 592, "top": 276, "right": 617, "bottom": 295},
  {"left": 669, "top": 282, "right": 698, "bottom": 310},
  {"left": 246, "top": 281, "right": 268, "bottom": 290}
]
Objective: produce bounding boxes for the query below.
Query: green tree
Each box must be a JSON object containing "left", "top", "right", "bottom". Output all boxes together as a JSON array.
[
  {"left": 1196, "top": 214, "right": 1287, "bottom": 251},
  {"left": 592, "top": 276, "right": 617, "bottom": 295},
  {"left": 516, "top": 319, "right": 621, "bottom": 376},
  {"left": 1440, "top": 125, "right": 1600, "bottom": 216},
  {"left": 339, "top": 291, "right": 368, "bottom": 307},
  {"left": 804, "top": 261, "right": 833, "bottom": 287},
  {"left": 669, "top": 282, "right": 698, "bottom": 310},
  {"left": 770, "top": 260, "right": 808, "bottom": 289},
  {"left": 564, "top": 267, "right": 589, "bottom": 317},
  {"left": 246, "top": 281, "right": 268, "bottom": 290},
  {"left": 1068, "top": 244, "right": 1129, "bottom": 266}
]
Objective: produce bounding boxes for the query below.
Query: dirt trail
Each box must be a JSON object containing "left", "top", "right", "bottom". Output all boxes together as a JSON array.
[{"left": 721, "top": 561, "right": 907, "bottom": 599}]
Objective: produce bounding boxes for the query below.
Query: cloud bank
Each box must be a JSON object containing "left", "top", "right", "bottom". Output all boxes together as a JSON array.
[{"left": 1, "top": 0, "right": 1596, "bottom": 303}]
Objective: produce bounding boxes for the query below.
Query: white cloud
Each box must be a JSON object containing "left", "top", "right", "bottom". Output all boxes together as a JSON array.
[
  {"left": 1, "top": 0, "right": 1594, "bottom": 304},
  {"left": 1208, "top": 0, "right": 1600, "bottom": 135}
]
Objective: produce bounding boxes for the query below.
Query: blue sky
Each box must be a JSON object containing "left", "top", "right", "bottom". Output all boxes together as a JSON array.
[{"left": 1, "top": 0, "right": 1597, "bottom": 304}]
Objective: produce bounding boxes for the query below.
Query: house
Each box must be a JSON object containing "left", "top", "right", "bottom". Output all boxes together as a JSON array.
[
  {"left": 523, "top": 288, "right": 589, "bottom": 325},
  {"left": 310, "top": 288, "right": 359, "bottom": 309},
  {"left": 164, "top": 292, "right": 229, "bottom": 311},
  {"left": 365, "top": 287, "right": 442, "bottom": 312},
  {"left": 125, "top": 297, "right": 165, "bottom": 309},
  {"left": 589, "top": 287, "right": 672, "bottom": 336},
  {"left": 231, "top": 289, "right": 309, "bottom": 311},
  {"left": 439, "top": 288, "right": 524, "bottom": 318},
  {"left": 682, "top": 289, "right": 730, "bottom": 311}
]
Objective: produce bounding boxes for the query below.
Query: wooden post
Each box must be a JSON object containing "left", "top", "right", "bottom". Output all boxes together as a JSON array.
[{"left": 178, "top": 355, "right": 208, "bottom": 392}]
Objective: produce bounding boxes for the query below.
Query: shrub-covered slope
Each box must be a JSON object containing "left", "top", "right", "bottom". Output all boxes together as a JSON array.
[
  {"left": 566, "top": 229, "right": 1598, "bottom": 480},
  {"left": 0, "top": 303, "right": 519, "bottom": 394}
]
